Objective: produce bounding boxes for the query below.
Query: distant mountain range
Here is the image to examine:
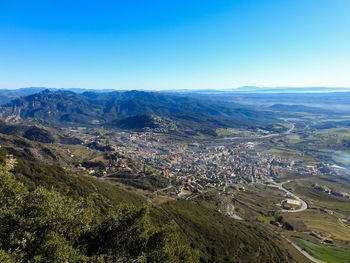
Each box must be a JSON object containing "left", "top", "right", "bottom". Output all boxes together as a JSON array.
[
  {"left": 0, "top": 87, "right": 123, "bottom": 104},
  {"left": 268, "top": 104, "right": 336, "bottom": 115},
  {"left": 0, "top": 89, "right": 279, "bottom": 135},
  {"left": 161, "top": 86, "right": 350, "bottom": 94},
  {"left": 2, "top": 87, "right": 347, "bottom": 134},
  {"left": 233, "top": 86, "right": 350, "bottom": 93},
  {"left": 1, "top": 86, "right": 350, "bottom": 106}
]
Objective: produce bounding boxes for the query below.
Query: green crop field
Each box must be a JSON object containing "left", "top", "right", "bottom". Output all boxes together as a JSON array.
[
  {"left": 295, "top": 238, "right": 350, "bottom": 263},
  {"left": 66, "top": 144, "right": 94, "bottom": 158},
  {"left": 265, "top": 146, "right": 316, "bottom": 164},
  {"left": 216, "top": 128, "right": 234, "bottom": 136}
]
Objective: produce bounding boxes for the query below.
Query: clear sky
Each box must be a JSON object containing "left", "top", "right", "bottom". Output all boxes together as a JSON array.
[{"left": 0, "top": 0, "right": 349, "bottom": 90}]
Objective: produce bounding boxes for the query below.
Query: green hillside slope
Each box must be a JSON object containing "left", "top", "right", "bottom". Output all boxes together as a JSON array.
[{"left": 0, "top": 149, "right": 294, "bottom": 262}]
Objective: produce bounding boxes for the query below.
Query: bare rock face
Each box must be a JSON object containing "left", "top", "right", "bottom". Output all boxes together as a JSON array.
[{"left": 0, "top": 102, "right": 21, "bottom": 121}]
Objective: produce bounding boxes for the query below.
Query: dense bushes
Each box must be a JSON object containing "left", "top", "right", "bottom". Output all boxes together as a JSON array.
[{"left": 0, "top": 167, "right": 198, "bottom": 262}]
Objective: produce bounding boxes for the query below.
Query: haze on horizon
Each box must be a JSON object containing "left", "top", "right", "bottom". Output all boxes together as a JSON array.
[{"left": 0, "top": 0, "right": 349, "bottom": 90}]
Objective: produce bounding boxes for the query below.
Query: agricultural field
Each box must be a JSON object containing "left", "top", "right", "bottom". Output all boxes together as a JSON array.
[
  {"left": 288, "top": 176, "right": 350, "bottom": 195},
  {"left": 66, "top": 144, "right": 95, "bottom": 158},
  {"left": 264, "top": 146, "right": 317, "bottom": 164},
  {"left": 282, "top": 210, "right": 350, "bottom": 245},
  {"left": 294, "top": 238, "right": 350, "bottom": 263}
]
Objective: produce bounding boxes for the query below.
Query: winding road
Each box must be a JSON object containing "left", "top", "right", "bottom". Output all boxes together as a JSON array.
[
  {"left": 260, "top": 123, "right": 295, "bottom": 139},
  {"left": 279, "top": 232, "right": 326, "bottom": 263},
  {"left": 266, "top": 178, "right": 308, "bottom": 213}
]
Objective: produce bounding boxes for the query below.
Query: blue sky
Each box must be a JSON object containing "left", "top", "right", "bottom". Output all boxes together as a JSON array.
[{"left": 0, "top": 0, "right": 349, "bottom": 90}]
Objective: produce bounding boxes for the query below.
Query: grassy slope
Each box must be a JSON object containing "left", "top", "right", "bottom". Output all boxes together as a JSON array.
[
  {"left": 295, "top": 238, "right": 350, "bottom": 263},
  {"left": 13, "top": 159, "right": 145, "bottom": 212},
  {"left": 283, "top": 210, "right": 350, "bottom": 243},
  {"left": 286, "top": 180, "right": 350, "bottom": 214},
  {"left": 153, "top": 201, "right": 289, "bottom": 263}
]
